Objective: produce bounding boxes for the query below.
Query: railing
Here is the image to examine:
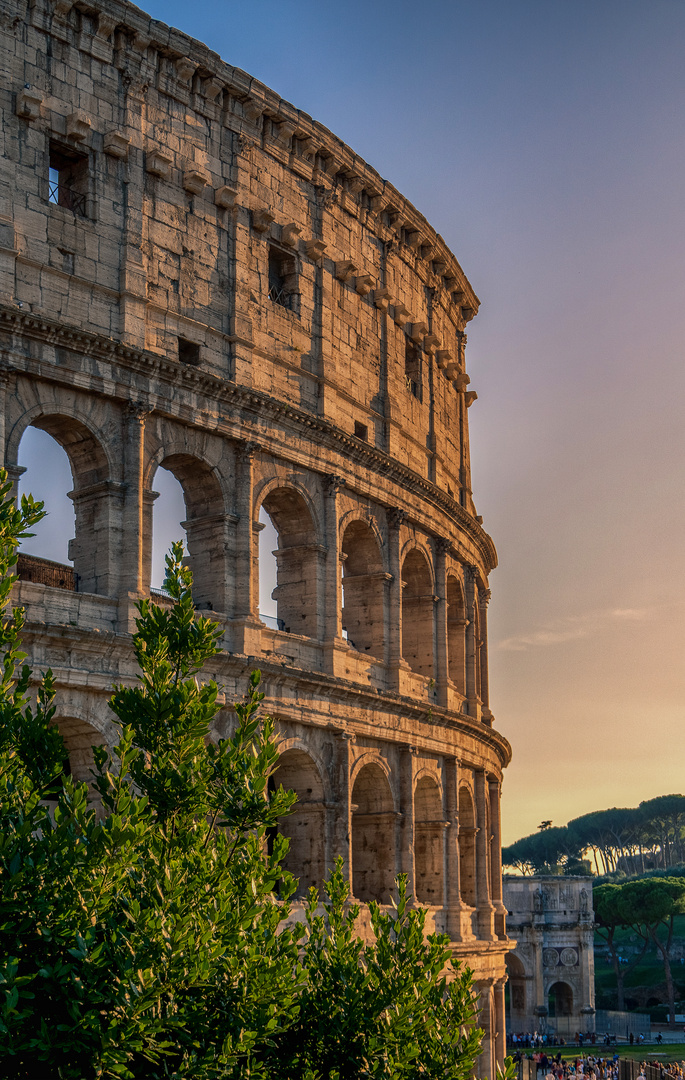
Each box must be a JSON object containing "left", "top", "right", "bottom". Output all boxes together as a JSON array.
[
  {"left": 268, "top": 285, "right": 294, "bottom": 310},
  {"left": 17, "top": 553, "right": 77, "bottom": 591},
  {"left": 259, "top": 612, "right": 286, "bottom": 631},
  {"left": 48, "top": 181, "right": 87, "bottom": 216}
]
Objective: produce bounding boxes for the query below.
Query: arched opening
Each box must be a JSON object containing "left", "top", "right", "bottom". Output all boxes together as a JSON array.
[
  {"left": 271, "top": 748, "right": 325, "bottom": 897},
  {"left": 149, "top": 456, "right": 225, "bottom": 611},
  {"left": 505, "top": 952, "right": 527, "bottom": 1023},
  {"left": 258, "top": 505, "right": 279, "bottom": 626},
  {"left": 51, "top": 716, "right": 106, "bottom": 812},
  {"left": 414, "top": 775, "right": 444, "bottom": 905},
  {"left": 351, "top": 762, "right": 396, "bottom": 904},
  {"left": 259, "top": 487, "right": 320, "bottom": 638},
  {"left": 151, "top": 467, "right": 186, "bottom": 591},
  {"left": 548, "top": 981, "right": 573, "bottom": 1018},
  {"left": 401, "top": 549, "right": 434, "bottom": 677},
  {"left": 446, "top": 574, "right": 466, "bottom": 694},
  {"left": 458, "top": 786, "right": 476, "bottom": 907},
  {"left": 17, "top": 416, "right": 111, "bottom": 595},
  {"left": 341, "top": 520, "right": 384, "bottom": 657}
]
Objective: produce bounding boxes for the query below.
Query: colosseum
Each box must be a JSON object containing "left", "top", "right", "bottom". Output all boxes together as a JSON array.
[{"left": 2, "top": 0, "right": 512, "bottom": 1070}]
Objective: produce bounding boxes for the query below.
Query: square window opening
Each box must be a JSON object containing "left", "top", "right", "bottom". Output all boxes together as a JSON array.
[
  {"left": 178, "top": 337, "right": 200, "bottom": 365},
  {"left": 405, "top": 337, "right": 422, "bottom": 401},
  {"left": 354, "top": 421, "right": 368, "bottom": 442},
  {"left": 268, "top": 244, "right": 299, "bottom": 315},
  {"left": 48, "top": 142, "right": 89, "bottom": 217}
]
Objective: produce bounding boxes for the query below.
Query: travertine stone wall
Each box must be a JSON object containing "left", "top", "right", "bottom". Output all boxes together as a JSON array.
[{"left": 1, "top": 0, "right": 513, "bottom": 1071}]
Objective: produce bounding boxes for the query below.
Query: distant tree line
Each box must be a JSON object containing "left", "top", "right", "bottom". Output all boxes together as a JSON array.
[{"left": 502, "top": 796, "right": 685, "bottom": 876}]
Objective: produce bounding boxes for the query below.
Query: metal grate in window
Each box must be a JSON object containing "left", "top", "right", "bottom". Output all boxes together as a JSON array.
[{"left": 48, "top": 180, "right": 87, "bottom": 217}]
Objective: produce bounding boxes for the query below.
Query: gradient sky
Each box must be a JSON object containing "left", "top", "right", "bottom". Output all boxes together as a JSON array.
[{"left": 19, "top": 0, "right": 685, "bottom": 844}]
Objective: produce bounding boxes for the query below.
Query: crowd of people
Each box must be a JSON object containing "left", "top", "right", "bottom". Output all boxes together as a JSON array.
[{"left": 509, "top": 1034, "right": 619, "bottom": 1049}]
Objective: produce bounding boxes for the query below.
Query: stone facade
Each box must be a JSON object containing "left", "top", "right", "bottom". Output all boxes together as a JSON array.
[
  {"left": 504, "top": 877, "right": 596, "bottom": 1037},
  {"left": 1, "top": 0, "right": 512, "bottom": 1071}
]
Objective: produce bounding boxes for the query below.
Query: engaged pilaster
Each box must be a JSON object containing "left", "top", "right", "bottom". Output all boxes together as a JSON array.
[
  {"left": 323, "top": 475, "right": 347, "bottom": 674},
  {"left": 475, "top": 767, "right": 495, "bottom": 940},
  {"left": 118, "top": 403, "right": 148, "bottom": 630}
]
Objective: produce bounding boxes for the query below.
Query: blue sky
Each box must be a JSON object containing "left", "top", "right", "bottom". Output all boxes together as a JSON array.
[{"left": 20, "top": 0, "right": 685, "bottom": 841}]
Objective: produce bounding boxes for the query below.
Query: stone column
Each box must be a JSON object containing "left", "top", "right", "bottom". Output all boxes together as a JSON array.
[
  {"left": 323, "top": 475, "right": 346, "bottom": 674},
  {"left": 494, "top": 976, "right": 507, "bottom": 1066},
  {"left": 476, "top": 981, "right": 495, "bottom": 1080},
  {"left": 118, "top": 403, "right": 148, "bottom": 630},
  {"left": 479, "top": 586, "right": 491, "bottom": 714},
  {"left": 0, "top": 362, "right": 12, "bottom": 469},
  {"left": 475, "top": 767, "right": 495, "bottom": 940},
  {"left": 232, "top": 442, "right": 262, "bottom": 655},
  {"left": 386, "top": 507, "right": 407, "bottom": 691},
  {"left": 434, "top": 538, "right": 450, "bottom": 707},
  {"left": 443, "top": 754, "right": 463, "bottom": 940},
  {"left": 464, "top": 564, "right": 481, "bottom": 721},
  {"left": 398, "top": 744, "right": 418, "bottom": 899},
  {"left": 489, "top": 777, "right": 508, "bottom": 940},
  {"left": 334, "top": 731, "right": 355, "bottom": 891}
]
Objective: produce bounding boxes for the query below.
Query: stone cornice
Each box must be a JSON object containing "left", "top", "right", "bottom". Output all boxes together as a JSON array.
[{"left": 0, "top": 305, "right": 498, "bottom": 573}]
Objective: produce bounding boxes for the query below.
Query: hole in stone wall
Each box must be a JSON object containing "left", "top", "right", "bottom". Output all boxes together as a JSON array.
[
  {"left": 48, "top": 142, "right": 89, "bottom": 217},
  {"left": 178, "top": 337, "right": 200, "bottom": 365},
  {"left": 354, "top": 421, "right": 368, "bottom": 441},
  {"left": 151, "top": 466, "right": 186, "bottom": 591},
  {"left": 19, "top": 426, "right": 75, "bottom": 566}
]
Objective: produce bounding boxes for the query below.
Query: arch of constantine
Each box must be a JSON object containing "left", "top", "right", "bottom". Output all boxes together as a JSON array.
[{"left": 1, "top": 0, "right": 512, "bottom": 1070}]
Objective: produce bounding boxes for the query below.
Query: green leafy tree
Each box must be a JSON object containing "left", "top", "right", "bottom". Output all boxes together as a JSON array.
[
  {"left": 0, "top": 473, "right": 490, "bottom": 1080},
  {"left": 267, "top": 862, "right": 483, "bottom": 1079},
  {"left": 617, "top": 877, "right": 685, "bottom": 1025},
  {"left": 593, "top": 883, "right": 649, "bottom": 1011},
  {"left": 502, "top": 826, "right": 583, "bottom": 875}
]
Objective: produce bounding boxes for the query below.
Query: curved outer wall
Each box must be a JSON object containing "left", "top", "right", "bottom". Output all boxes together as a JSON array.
[{"left": 1, "top": 0, "right": 512, "bottom": 1072}]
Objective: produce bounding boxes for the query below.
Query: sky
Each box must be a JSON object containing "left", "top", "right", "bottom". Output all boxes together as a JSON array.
[{"left": 19, "top": 0, "right": 685, "bottom": 845}]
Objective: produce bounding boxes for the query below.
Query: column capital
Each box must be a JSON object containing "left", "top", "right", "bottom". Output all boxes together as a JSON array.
[
  {"left": 435, "top": 536, "right": 452, "bottom": 556},
  {"left": 324, "top": 473, "right": 346, "bottom": 496},
  {"left": 479, "top": 587, "right": 492, "bottom": 606},
  {"left": 125, "top": 401, "right": 150, "bottom": 424},
  {"left": 237, "top": 440, "right": 261, "bottom": 464},
  {"left": 387, "top": 506, "right": 406, "bottom": 531}
]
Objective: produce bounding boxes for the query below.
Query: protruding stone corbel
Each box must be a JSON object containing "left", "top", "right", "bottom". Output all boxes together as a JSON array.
[
  {"left": 281, "top": 223, "right": 301, "bottom": 248},
  {"left": 16, "top": 87, "right": 43, "bottom": 121},
  {"left": 435, "top": 349, "right": 451, "bottom": 370},
  {"left": 146, "top": 148, "right": 173, "bottom": 179},
  {"left": 461, "top": 304, "right": 476, "bottom": 322},
  {"left": 347, "top": 175, "right": 364, "bottom": 195},
  {"left": 304, "top": 239, "right": 327, "bottom": 261},
  {"left": 369, "top": 193, "right": 388, "bottom": 214},
  {"left": 464, "top": 390, "right": 478, "bottom": 407},
  {"left": 452, "top": 290, "right": 466, "bottom": 305},
  {"left": 445, "top": 361, "right": 460, "bottom": 379},
  {"left": 202, "top": 77, "right": 223, "bottom": 103},
  {"left": 242, "top": 98, "right": 264, "bottom": 125},
  {"left": 183, "top": 167, "right": 210, "bottom": 195},
  {"left": 52, "top": 0, "right": 72, "bottom": 17},
  {"left": 273, "top": 119, "right": 296, "bottom": 147},
  {"left": 392, "top": 301, "right": 411, "bottom": 326},
  {"left": 444, "top": 275, "right": 459, "bottom": 292},
  {"left": 334, "top": 260, "right": 357, "bottom": 283},
  {"left": 66, "top": 111, "right": 91, "bottom": 142},
  {"left": 354, "top": 273, "right": 375, "bottom": 296},
  {"left": 405, "top": 230, "right": 422, "bottom": 250},
  {"left": 372, "top": 286, "right": 393, "bottom": 312},
  {"left": 321, "top": 154, "right": 340, "bottom": 177},
  {"left": 96, "top": 13, "right": 117, "bottom": 38},
  {"left": 409, "top": 320, "right": 428, "bottom": 343},
  {"left": 175, "top": 57, "right": 197, "bottom": 84},
  {"left": 423, "top": 332, "right": 440, "bottom": 355},
  {"left": 251, "top": 208, "right": 275, "bottom": 233},
  {"left": 103, "top": 131, "right": 130, "bottom": 159},
  {"left": 454, "top": 371, "right": 470, "bottom": 390},
  {"left": 432, "top": 258, "right": 448, "bottom": 276},
  {"left": 214, "top": 185, "right": 237, "bottom": 209},
  {"left": 421, "top": 241, "right": 438, "bottom": 261}
]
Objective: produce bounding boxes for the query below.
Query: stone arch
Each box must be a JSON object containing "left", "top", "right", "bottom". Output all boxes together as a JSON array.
[
  {"left": 458, "top": 785, "right": 477, "bottom": 907},
  {"left": 148, "top": 453, "right": 227, "bottom": 611},
  {"left": 401, "top": 546, "right": 435, "bottom": 677},
  {"left": 11, "top": 408, "right": 114, "bottom": 595},
  {"left": 341, "top": 518, "right": 385, "bottom": 658},
  {"left": 351, "top": 760, "right": 396, "bottom": 904},
  {"left": 257, "top": 484, "right": 321, "bottom": 638},
  {"left": 548, "top": 980, "right": 573, "bottom": 1017},
  {"left": 414, "top": 774, "right": 444, "bottom": 905},
  {"left": 446, "top": 573, "right": 466, "bottom": 694},
  {"left": 505, "top": 951, "right": 527, "bottom": 1022},
  {"left": 271, "top": 747, "right": 326, "bottom": 897}
]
